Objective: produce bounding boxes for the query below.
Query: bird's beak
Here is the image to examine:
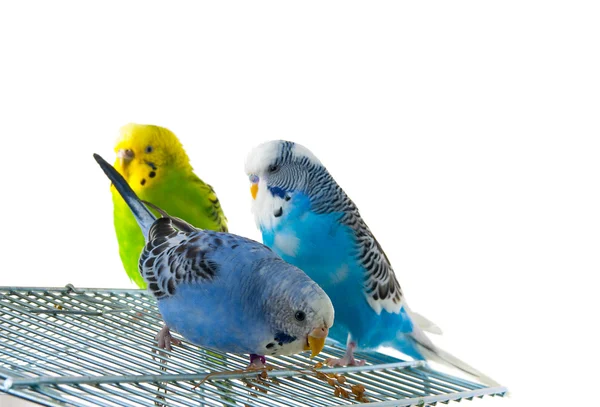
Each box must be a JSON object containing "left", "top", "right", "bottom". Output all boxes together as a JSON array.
[
  {"left": 117, "top": 149, "right": 134, "bottom": 163},
  {"left": 249, "top": 175, "right": 259, "bottom": 200},
  {"left": 304, "top": 326, "right": 329, "bottom": 358}
]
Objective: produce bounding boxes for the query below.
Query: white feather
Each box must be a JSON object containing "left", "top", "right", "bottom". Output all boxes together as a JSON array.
[
  {"left": 245, "top": 140, "right": 322, "bottom": 176},
  {"left": 366, "top": 290, "right": 403, "bottom": 315},
  {"left": 273, "top": 233, "right": 300, "bottom": 257},
  {"left": 410, "top": 311, "right": 443, "bottom": 335},
  {"left": 250, "top": 179, "right": 283, "bottom": 231},
  {"left": 245, "top": 141, "right": 281, "bottom": 176}
]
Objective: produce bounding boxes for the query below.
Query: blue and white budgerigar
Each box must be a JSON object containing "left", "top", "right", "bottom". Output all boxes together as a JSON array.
[
  {"left": 245, "top": 141, "right": 498, "bottom": 385},
  {"left": 94, "top": 153, "right": 334, "bottom": 366}
]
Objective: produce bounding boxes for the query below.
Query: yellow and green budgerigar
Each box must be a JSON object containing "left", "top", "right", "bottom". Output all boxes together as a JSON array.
[
  {"left": 110, "top": 123, "right": 228, "bottom": 349},
  {"left": 110, "top": 124, "right": 234, "bottom": 403}
]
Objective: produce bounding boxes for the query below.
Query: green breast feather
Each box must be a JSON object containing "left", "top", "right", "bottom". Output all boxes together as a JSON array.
[{"left": 112, "top": 171, "right": 227, "bottom": 289}]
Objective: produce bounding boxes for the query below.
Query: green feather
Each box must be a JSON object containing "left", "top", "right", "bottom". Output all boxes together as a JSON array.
[{"left": 112, "top": 168, "right": 227, "bottom": 289}]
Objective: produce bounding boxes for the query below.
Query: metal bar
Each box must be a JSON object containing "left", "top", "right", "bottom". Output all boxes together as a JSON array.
[
  {"left": 373, "top": 368, "right": 456, "bottom": 396},
  {"left": 1, "top": 287, "right": 507, "bottom": 407},
  {"left": 0, "top": 316, "right": 126, "bottom": 376},
  {"left": 117, "top": 382, "right": 204, "bottom": 407},
  {"left": 420, "top": 365, "right": 488, "bottom": 389},
  {"left": 54, "top": 385, "right": 125, "bottom": 407},
  {"left": 0, "top": 286, "right": 145, "bottom": 295},
  {"left": 42, "top": 291, "right": 237, "bottom": 376},
  {"left": 5, "top": 389, "right": 71, "bottom": 407},
  {"left": 370, "top": 369, "right": 439, "bottom": 396},
  {"left": 352, "top": 386, "right": 508, "bottom": 407},
  {"left": 31, "top": 291, "right": 194, "bottom": 375},
  {"left": 164, "top": 379, "right": 246, "bottom": 407},
  {"left": 0, "top": 311, "right": 154, "bottom": 377},
  {"left": 3, "top": 361, "right": 423, "bottom": 389},
  {"left": 0, "top": 342, "right": 104, "bottom": 380},
  {"left": 344, "top": 370, "right": 425, "bottom": 399},
  {"left": 283, "top": 375, "right": 354, "bottom": 405},
  {"left": 2, "top": 293, "right": 172, "bottom": 375}
]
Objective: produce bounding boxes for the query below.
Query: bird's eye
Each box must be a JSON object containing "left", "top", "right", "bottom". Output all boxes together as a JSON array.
[
  {"left": 145, "top": 146, "right": 153, "bottom": 153},
  {"left": 294, "top": 311, "right": 306, "bottom": 322},
  {"left": 268, "top": 164, "right": 279, "bottom": 173}
]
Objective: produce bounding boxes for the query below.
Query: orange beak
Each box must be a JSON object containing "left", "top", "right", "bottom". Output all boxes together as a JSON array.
[
  {"left": 251, "top": 183, "right": 258, "bottom": 200},
  {"left": 303, "top": 326, "right": 329, "bottom": 358}
]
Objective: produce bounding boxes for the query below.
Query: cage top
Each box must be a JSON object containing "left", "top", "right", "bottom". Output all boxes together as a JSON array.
[{"left": 0, "top": 285, "right": 507, "bottom": 407}]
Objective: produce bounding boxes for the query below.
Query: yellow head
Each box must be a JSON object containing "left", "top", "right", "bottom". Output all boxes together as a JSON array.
[{"left": 113, "top": 123, "right": 191, "bottom": 190}]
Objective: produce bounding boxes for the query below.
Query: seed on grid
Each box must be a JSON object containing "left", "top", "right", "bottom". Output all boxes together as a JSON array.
[
  {"left": 334, "top": 387, "right": 341, "bottom": 397},
  {"left": 260, "top": 370, "right": 268, "bottom": 379},
  {"left": 340, "top": 389, "right": 349, "bottom": 399},
  {"left": 316, "top": 372, "right": 327, "bottom": 380},
  {"left": 351, "top": 384, "right": 365, "bottom": 395},
  {"left": 351, "top": 384, "right": 365, "bottom": 394},
  {"left": 314, "top": 361, "right": 324, "bottom": 369},
  {"left": 337, "top": 375, "right": 346, "bottom": 384},
  {"left": 327, "top": 378, "right": 336, "bottom": 386}
]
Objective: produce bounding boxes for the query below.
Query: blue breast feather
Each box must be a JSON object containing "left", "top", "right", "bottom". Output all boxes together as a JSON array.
[
  {"left": 262, "top": 193, "right": 422, "bottom": 359},
  {"left": 156, "top": 234, "right": 312, "bottom": 355}
]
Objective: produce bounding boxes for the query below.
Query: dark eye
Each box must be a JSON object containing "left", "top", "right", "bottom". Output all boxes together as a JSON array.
[
  {"left": 294, "top": 311, "right": 306, "bottom": 322},
  {"left": 268, "top": 164, "right": 279, "bottom": 174},
  {"left": 145, "top": 146, "right": 153, "bottom": 153}
]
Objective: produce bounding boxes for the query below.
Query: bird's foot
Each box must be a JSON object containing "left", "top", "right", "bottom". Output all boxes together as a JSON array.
[
  {"left": 247, "top": 354, "right": 267, "bottom": 370},
  {"left": 326, "top": 356, "right": 365, "bottom": 367},
  {"left": 325, "top": 341, "right": 365, "bottom": 367},
  {"left": 155, "top": 325, "right": 181, "bottom": 352}
]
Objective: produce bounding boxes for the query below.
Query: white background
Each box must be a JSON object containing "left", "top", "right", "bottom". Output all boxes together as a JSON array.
[{"left": 1, "top": 1, "right": 598, "bottom": 406}]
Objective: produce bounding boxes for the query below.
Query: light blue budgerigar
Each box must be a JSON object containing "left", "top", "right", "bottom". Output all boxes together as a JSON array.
[
  {"left": 93, "top": 153, "right": 334, "bottom": 366},
  {"left": 245, "top": 141, "right": 498, "bottom": 385}
]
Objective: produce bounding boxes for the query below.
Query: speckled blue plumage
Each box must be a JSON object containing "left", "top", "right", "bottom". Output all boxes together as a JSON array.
[
  {"left": 156, "top": 237, "right": 314, "bottom": 354},
  {"left": 94, "top": 153, "right": 334, "bottom": 359},
  {"left": 260, "top": 192, "right": 421, "bottom": 359}
]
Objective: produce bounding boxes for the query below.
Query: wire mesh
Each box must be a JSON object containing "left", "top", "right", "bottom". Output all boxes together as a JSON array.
[{"left": 0, "top": 286, "right": 507, "bottom": 406}]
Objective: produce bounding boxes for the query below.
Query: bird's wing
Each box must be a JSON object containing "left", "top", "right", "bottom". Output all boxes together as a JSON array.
[
  {"left": 189, "top": 175, "right": 229, "bottom": 232},
  {"left": 307, "top": 168, "right": 405, "bottom": 314},
  {"left": 139, "top": 217, "right": 227, "bottom": 298},
  {"left": 139, "top": 217, "right": 270, "bottom": 300},
  {"left": 355, "top": 221, "right": 404, "bottom": 314}
]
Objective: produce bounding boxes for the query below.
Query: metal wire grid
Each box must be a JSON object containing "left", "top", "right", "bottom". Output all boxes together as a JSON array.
[{"left": 0, "top": 286, "right": 507, "bottom": 407}]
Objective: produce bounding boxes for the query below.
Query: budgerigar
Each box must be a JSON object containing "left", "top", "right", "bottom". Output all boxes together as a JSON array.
[
  {"left": 245, "top": 140, "right": 498, "bottom": 385},
  {"left": 112, "top": 123, "right": 227, "bottom": 289},
  {"left": 95, "top": 153, "right": 334, "bottom": 366},
  {"left": 110, "top": 123, "right": 227, "bottom": 348}
]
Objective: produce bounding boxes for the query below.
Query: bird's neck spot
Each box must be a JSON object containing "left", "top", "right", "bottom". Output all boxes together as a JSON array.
[{"left": 140, "top": 167, "right": 159, "bottom": 187}]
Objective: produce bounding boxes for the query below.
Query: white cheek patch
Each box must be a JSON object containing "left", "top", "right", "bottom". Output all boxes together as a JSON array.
[
  {"left": 260, "top": 337, "right": 305, "bottom": 357},
  {"left": 272, "top": 340, "right": 305, "bottom": 356},
  {"left": 250, "top": 180, "right": 298, "bottom": 233},
  {"left": 250, "top": 180, "right": 284, "bottom": 231},
  {"left": 273, "top": 233, "right": 300, "bottom": 257}
]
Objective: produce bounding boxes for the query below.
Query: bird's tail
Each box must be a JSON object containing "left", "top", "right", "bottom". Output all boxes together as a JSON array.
[
  {"left": 94, "top": 153, "right": 156, "bottom": 240},
  {"left": 409, "top": 324, "right": 500, "bottom": 387}
]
